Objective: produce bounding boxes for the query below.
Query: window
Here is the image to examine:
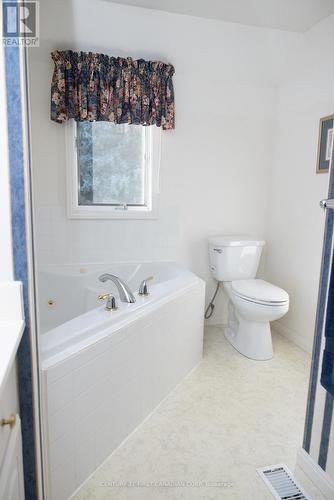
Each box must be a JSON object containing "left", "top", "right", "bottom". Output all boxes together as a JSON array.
[{"left": 66, "top": 121, "right": 160, "bottom": 219}]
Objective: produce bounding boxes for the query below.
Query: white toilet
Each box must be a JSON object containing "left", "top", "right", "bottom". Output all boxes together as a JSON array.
[{"left": 209, "top": 235, "right": 289, "bottom": 360}]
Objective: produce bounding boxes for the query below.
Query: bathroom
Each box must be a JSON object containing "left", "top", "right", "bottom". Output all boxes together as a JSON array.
[{"left": 1, "top": 0, "right": 334, "bottom": 499}]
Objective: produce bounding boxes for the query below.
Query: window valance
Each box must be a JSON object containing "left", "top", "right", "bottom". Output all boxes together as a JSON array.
[{"left": 50, "top": 50, "right": 175, "bottom": 130}]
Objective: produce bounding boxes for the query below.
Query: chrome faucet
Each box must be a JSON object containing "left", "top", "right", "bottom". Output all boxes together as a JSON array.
[
  {"left": 98, "top": 273, "right": 136, "bottom": 303},
  {"left": 138, "top": 276, "right": 154, "bottom": 296},
  {"left": 98, "top": 293, "right": 118, "bottom": 311}
]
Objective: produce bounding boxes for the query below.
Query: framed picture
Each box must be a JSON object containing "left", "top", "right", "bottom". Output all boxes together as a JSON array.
[{"left": 316, "top": 114, "right": 334, "bottom": 173}]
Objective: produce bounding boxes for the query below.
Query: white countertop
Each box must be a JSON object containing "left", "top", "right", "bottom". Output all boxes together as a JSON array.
[
  {"left": 0, "top": 320, "right": 25, "bottom": 394},
  {"left": 0, "top": 282, "right": 24, "bottom": 395}
]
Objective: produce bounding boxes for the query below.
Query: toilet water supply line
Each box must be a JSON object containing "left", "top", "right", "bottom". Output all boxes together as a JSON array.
[{"left": 204, "top": 282, "right": 220, "bottom": 319}]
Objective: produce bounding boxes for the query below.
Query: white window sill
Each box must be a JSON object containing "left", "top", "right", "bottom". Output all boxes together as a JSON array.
[
  {"left": 67, "top": 195, "right": 159, "bottom": 220},
  {"left": 67, "top": 207, "right": 158, "bottom": 220}
]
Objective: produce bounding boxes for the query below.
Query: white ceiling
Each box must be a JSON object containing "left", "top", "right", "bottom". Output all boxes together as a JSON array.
[{"left": 107, "top": 0, "right": 334, "bottom": 32}]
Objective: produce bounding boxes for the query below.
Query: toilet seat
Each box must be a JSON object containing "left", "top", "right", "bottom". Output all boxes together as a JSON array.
[{"left": 231, "top": 279, "right": 289, "bottom": 306}]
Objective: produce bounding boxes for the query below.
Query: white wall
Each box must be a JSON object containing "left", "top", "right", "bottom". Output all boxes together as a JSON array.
[
  {"left": 265, "top": 13, "right": 334, "bottom": 353},
  {"left": 29, "top": 0, "right": 301, "bottom": 325}
]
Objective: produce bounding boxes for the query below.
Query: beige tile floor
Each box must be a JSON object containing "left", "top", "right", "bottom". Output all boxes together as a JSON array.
[{"left": 72, "top": 326, "right": 319, "bottom": 500}]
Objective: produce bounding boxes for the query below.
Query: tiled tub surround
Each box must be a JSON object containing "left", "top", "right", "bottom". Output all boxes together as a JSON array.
[{"left": 41, "top": 268, "right": 205, "bottom": 500}]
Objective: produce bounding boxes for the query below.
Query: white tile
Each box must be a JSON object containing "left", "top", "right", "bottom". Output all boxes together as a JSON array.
[
  {"left": 75, "top": 435, "right": 96, "bottom": 488},
  {"left": 50, "top": 455, "right": 76, "bottom": 500},
  {"left": 47, "top": 371, "right": 73, "bottom": 415},
  {"left": 46, "top": 357, "right": 77, "bottom": 384},
  {"left": 48, "top": 401, "right": 75, "bottom": 443},
  {"left": 73, "top": 382, "right": 104, "bottom": 422},
  {"left": 49, "top": 430, "right": 74, "bottom": 471},
  {"left": 72, "top": 332, "right": 140, "bottom": 396},
  {"left": 75, "top": 409, "right": 96, "bottom": 441},
  {"left": 94, "top": 420, "right": 121, "bottom": 467},
  {"left": 73, "top": 357, "right": 102, "bottom": 396}
]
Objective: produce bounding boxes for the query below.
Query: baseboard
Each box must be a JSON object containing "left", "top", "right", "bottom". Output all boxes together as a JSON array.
[
  {"left": 297, "top": 448, "right": 334, "bottom": 499},
  {"left": 273, "top": 321, "right": 312, "bottom": 354}
]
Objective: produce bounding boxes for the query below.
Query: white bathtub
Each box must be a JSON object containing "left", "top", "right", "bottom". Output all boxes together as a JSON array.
[
  {"left": 38, "top": 262, "right": 187, "bottom": 334},
  {"left": 40, "top": 263, "right": 205, "bottom": 500}
]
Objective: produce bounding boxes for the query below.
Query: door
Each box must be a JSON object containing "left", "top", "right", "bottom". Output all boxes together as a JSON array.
[
  {"left": 303, "top": 147, "right": 334, "bottom": 472},
  {"left": 0, "top": 415, "right": 25, "bottom": 500}
]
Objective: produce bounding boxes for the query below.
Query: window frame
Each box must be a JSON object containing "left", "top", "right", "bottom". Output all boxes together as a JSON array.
[{"left": 65, "top": 120, "right": 161, "bottom": 219}]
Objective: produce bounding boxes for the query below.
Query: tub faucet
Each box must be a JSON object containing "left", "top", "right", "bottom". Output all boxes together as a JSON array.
[
  {"left": 98, "top": 273, "right": 136, "bottom": 303},
  {"left": 98, "top": 293, "right": 118, "bottom": 311},
  {"left": 138, "top": 276, "right": 154, "bottom": 296}
]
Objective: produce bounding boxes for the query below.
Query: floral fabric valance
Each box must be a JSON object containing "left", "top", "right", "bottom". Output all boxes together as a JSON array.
[{"left": 50, "top": 50, "right": 175, "bottom": 130}]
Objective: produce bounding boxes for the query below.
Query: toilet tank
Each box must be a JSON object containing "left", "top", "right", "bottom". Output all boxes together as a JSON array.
[{"left": 209, "top": 235, "right": 265, "bottom": 282}]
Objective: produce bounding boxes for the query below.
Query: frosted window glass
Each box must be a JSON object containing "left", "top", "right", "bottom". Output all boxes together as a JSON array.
[{"left": 78, "top": 122, "right": 146, "bottom": 205}]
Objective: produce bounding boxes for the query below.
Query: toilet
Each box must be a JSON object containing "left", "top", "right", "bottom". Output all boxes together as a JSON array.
[{"left": 209, "top": 235, "right": 289, "bottom": 360}]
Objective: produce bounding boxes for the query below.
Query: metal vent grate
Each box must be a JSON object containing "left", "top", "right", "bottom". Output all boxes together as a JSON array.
[{"left": 257, "top": 464, "right": 310, "bottom": 500}]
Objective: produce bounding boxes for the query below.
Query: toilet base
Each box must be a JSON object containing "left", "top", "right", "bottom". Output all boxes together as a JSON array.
[{"left": 225, "top": 312, "right": 273, "bottom": 361}]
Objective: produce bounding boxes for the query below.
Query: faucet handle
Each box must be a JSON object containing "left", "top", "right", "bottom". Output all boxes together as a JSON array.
[
  {"left": 98, "top": 293, "right": 118, "bottom": 311},
  {"left": 138, "top": 276, "right": 154, "bottom": 296}
]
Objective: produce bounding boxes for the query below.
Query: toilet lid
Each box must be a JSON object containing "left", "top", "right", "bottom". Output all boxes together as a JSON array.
[{"left": 231, "top": 279, "right": 289, "bottom": 304}]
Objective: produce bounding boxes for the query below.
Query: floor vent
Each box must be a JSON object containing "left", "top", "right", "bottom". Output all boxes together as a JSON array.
[{"left": 257, "top": 464, "right": 310, "bottom": 500}]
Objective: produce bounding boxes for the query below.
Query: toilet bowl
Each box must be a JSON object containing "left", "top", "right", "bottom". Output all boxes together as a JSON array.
[
  {"left": 224, "top": 280, "right": 289, "bottom": 360},
  {"left": 208, "top": 235, "right": 289, "bottom": 360}
]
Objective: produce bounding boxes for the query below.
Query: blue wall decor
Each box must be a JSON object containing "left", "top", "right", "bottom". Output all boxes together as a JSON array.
[{"left": 5, "top": 46, "right": 37, "bottom": 500}]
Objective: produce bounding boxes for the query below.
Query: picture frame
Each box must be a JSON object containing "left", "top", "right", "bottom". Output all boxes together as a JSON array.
[{"left": 316, "top": 114, "right": 334, "bottom": 173}]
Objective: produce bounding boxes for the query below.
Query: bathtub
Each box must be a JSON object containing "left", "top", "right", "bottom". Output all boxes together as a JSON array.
[
  {"left": 38, "top": 262, "right": 190, "bottom": 334},
  {"left": 40, "top": 262, "right": 205, "bottom": 500}
]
